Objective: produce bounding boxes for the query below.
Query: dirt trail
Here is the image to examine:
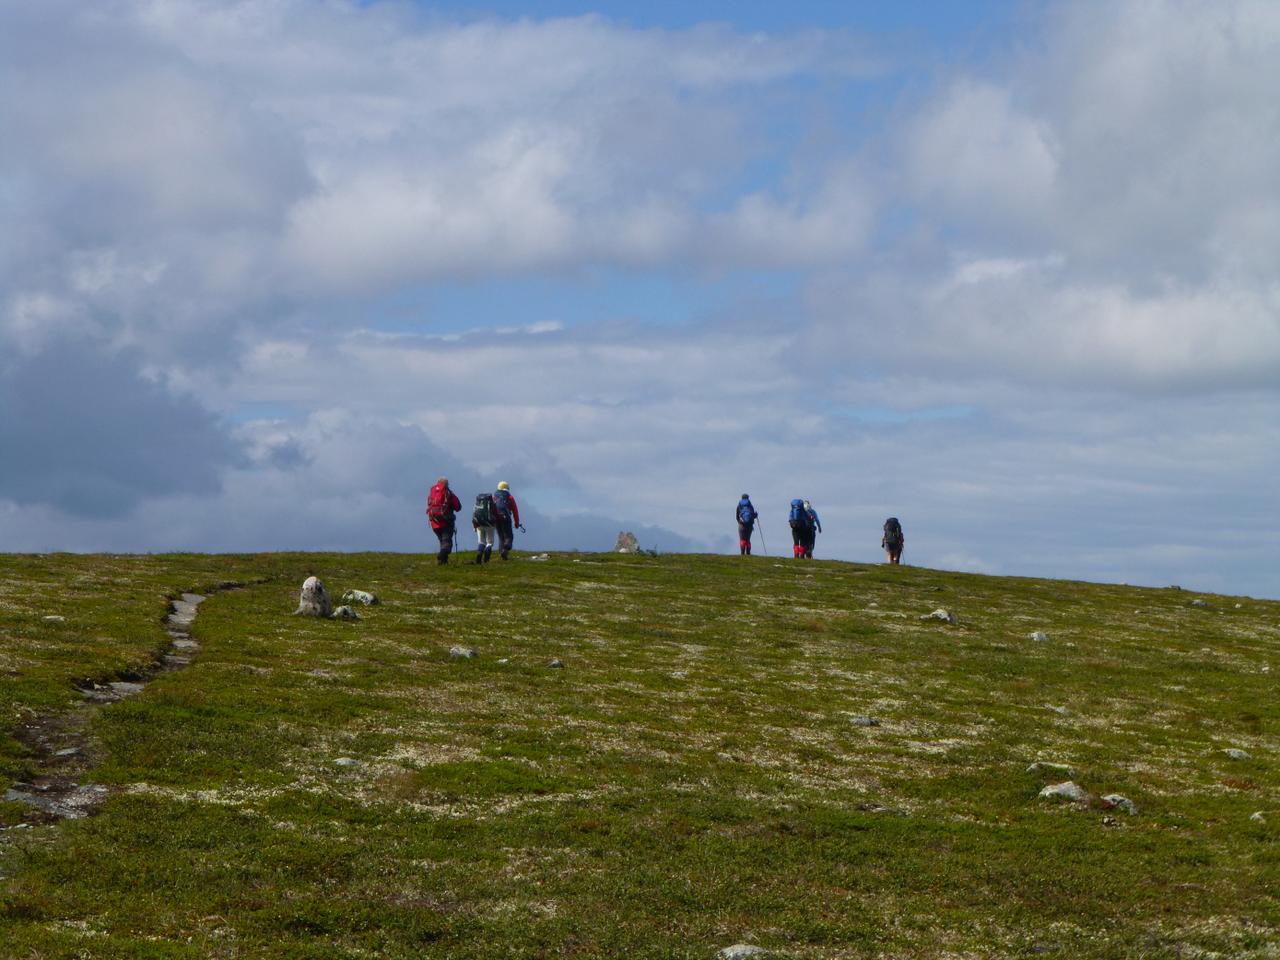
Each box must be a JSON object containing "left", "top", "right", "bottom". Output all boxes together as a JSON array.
[{"left": 3, "top": 587, "right": 232, "bottom": 824}]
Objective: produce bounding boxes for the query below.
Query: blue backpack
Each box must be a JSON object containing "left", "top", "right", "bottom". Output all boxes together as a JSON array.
[
  {"left": 493, "top": 489, "right": 512, "bottom": 518},
  {"left": 737, "top": 501, "right": 755, "bottom": 524},
  {"left": 789, "top": 499, "right": 806, "bottom": 524}
]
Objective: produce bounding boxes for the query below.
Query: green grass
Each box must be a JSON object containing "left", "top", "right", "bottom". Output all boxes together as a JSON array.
[{"left": 1, "top": 552, "right": 1277, "bottom": 958}]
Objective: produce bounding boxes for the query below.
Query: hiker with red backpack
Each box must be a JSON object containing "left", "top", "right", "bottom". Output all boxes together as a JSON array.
[
  {"left": 882, "top": 517, "right": 904, "bottom": 564},
  {"left": 493, "top": 481, "right": 522, "bottom": 560},
  {"left": 426, "top": 476, "right": 462, "bottom": 565},
  {"left": 735, "top": 494, "right": 758, "bottom": 555}
]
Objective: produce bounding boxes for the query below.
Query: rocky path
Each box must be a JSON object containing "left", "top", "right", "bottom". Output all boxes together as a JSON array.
[{"left": 3, "top": 589, "right": 223, "bottom": 825}]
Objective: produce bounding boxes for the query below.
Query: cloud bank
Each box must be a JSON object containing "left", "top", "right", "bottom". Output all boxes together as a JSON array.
[{"left": 1, "top": 0, "right": 1277, "bottom": 597}]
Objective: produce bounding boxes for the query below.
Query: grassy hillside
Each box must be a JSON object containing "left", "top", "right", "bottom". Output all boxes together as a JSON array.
[{"left": 1, "top": 552, "right": 1277, "bottom": 958}]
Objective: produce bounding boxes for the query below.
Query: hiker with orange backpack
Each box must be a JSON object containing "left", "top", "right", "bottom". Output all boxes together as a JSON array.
[{"left": 426, "top": 476, "right": 462, "bottom": 565}]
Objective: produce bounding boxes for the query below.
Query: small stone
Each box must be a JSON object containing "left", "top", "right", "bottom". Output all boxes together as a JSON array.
[
  {"left": 497, "top": 658, "right": 510, "bottom": 665},
  {"left": 1030, "top": 630, "right": 1049, "bottom": 642},
  {"left": 53, "top": 748, "right": 81, "bottom": 758},
  {"left": 1234, "top": 603, "right": 1243, "bottom": 609},
  {"left": 921, "top": 608, "right": 957, "bottom": 624},
  {"left": 1190, "top": 599, "right": 1208, "bottom": 608},
  {"left": 867, "top": 602, "right": 878, "bottom": 608},
  {"left": 1027, "top": 761, "right": 1075, "bottom": 776},
  {"left": 1250, "top": 811, "right": 1266, "bottom": 824},
  {"left": 1100, "top": 816, "right": 1120, "bottom": 828},
  {"left": 1038, "top": 781, "right": 1088, "bottom": 803},
  {"left": 42, "top": 615, "right": 66, "bottom": 622},
  {"left": 450, "top": 646, "right": 476, "bottom": 660},
  {"left": 1046, "top": 705, "right": 1071, "bottom": 716},
  {"left": 1101, "top": 793, "right": 1137, "bottom": 815},
  {"left": 340, "top": 589, "right": 379, "bottom": 606},
  {"left": 108, "top": 681, "right": 145, "bottom": 696},
  {"left": 718, "top": 946, "right": 767, "bottom": 960},
  {"left": 334, "top": 757, "right": 360, "bottom": 768},
  {"left": 330, "top": 605, "right": 360, "bottom": 621},
  {"left": 1221, "top": 748, "right": 1251, "bottom": 760},
  {"left": 528, "top": 553, "right": 550, "bottom": 561},
  {"left": 848, "top": 715, "right": 880, "bottom": 727},
  {"left": 295, "top": 576, "right": 333, "bottom": 618},
  {"left": 548, "top": 659, "right": 564, "bottom": 669}
]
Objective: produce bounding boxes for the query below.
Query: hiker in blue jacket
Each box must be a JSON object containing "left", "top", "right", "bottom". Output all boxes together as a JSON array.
[
  {"left": 802, "top": 499, "right": 822, "bottom": 558},
  {"left": 735, "top": 494, "right": 758, "bottom": 555}
]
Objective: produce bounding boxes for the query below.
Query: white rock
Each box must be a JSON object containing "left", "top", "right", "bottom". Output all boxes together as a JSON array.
[
  {"left": 340, "top": 589, "right": 379, "bottom": 606},
  {"left": 330, "top": 605, "right": 360, "bottom": 621},
  {"left": 528, "top": 553, "right": 550, "bottom": 561},
  {"left": 295, "top": 576, "right": 333, "bottom": 618},
  {"left": 921, "top": 608, "right": 957, "bottom": 624},
  {"left": 548, "top": 659, "right": 564, "bottom": 669},
  {"left": 1027, "top": 761, "right": 1075, "bottom": 776},
  {"left": 42, "top": 615, "right": 66, "bottom": 622},
  {"left": 1030, "top": 630, "right": 1049, "bottom": 642},
  {"left": 334, "top": 757, "right": 360, "bottom": 768},
  {"left": 1190, "top": 599, "right": 1208, "bottom": 607},
  {"left": 1222, "top": 748, "right": 1252, "bottom": 760},
  {"left": 1101, "top": 793, "right": 1138, "bottom": 815},
  {"left": 450, "top": 646, "right": 476, "bottom": 660},
  {"left": 718, "top": 946, "right": 767, "bottom": 960},
  {"left": 1235, "top": 603, "right": 1243, "bottom": 609},
  {"left": 1046, "top": 705, "right": 1071, "bottom": 716},
  {"left": 1250, "top": 811, "right": 1266, "bottom": 824},
  {"left": 1038, "top": 781, "right": 1088, "bottom": 803},
  {"left": 848, "top": 715, "right": 880, "bottom": 727},
  {"left": 497, "top": 658, "right": 510, "bottom": 665}
]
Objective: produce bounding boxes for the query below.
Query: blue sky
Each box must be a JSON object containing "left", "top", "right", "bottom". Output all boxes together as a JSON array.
[{"left": 2, "top": 0, "right": 1278, "bottom": 598}]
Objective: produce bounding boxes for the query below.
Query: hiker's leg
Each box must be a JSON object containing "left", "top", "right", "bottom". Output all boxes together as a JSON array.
[
  {"left": 497, "top": 518, "right": 513, "bottom": 559},
  {"left": 435, "top": 527, "right": 450, "bottom": 564}
]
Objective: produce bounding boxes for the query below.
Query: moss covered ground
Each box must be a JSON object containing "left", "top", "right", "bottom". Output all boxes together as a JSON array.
[{"left": 0, "top": 551, "right": 1277, "bottom": 958}]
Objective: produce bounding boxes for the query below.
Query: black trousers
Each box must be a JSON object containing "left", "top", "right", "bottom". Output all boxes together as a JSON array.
[{"left": 496, "top": 516, "right": 514, "bottom": 558}]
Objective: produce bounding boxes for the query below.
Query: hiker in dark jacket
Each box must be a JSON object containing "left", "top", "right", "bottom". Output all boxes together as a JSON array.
[
  {"left": 472, "top": 491, "right": 498, "bottom": 564},
  {"left": 735, "top": 494, "right": 758, "bottom": 555},
  {"left": 882, "top": 517, "right": 904, "bottom": 564},
  {"left": 493, "top": 481, "right": 522, "bottom": 560},
  {"left": 802, "top": 499, "right": 822, "bottom": 558},
  {"left": 788, "top": 498, "right": 811, "bottom": 559},
  {"left": 426, "top": 476, "right": 462, "bottom": 564}
]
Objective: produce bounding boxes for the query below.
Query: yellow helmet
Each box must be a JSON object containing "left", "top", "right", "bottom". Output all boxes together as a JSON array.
[{"left": 497, "top": 481, "right": 510, "bottom": 490}]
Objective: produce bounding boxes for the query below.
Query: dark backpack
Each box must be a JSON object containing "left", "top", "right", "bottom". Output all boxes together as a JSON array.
[
  {"left": 473, "top": 493, "right": 496, "bottom": 527},
  {"left": 427, "top": 483, "right": 453, "bottom": 522},
  {"left": 789, "top": 500, "right": 806, "bottom": 525},
  {"left": 884, "top": 517, "right": 902, "bottom": 544},
  {"left": 737, "top": 501, "right": 755, "bottom": 524},
  {"left": 493, "top": 489, "right": 512, "bottom": 518}
]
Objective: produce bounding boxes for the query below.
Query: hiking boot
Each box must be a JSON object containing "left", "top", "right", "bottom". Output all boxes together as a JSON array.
[{"left": 484, "top": 546, "right": 493, "bottom": 563}]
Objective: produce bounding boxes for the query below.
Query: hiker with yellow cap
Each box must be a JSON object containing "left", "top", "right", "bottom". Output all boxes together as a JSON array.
[{"left": 493, "top": 481, "right": 523, "bottom": 560}]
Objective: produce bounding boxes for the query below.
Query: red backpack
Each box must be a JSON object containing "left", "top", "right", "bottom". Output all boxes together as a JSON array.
[{"left": 426, "top": 482, "right": 453, "bottom": 523}]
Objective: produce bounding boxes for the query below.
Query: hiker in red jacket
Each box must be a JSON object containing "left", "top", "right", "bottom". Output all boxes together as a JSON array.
[
  {"left": 493, "top": 481, "right": 522, "bottom": 560},
  {"left": 426, "top": 476, "right": 462, "bottom": 564}
]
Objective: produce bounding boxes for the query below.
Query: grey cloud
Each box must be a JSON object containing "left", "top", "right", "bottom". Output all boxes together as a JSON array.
[{"left": 0, "top": 342, "right": 242, "bottom": 518}]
